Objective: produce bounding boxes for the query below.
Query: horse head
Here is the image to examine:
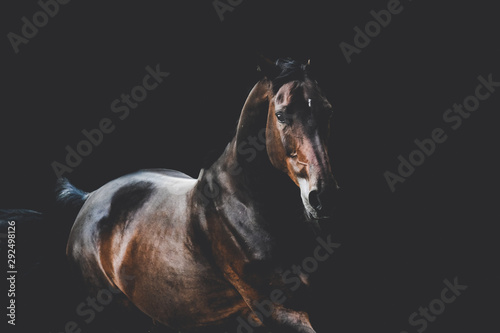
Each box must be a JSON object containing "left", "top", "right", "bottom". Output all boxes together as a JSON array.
[{"left": 235, "top": 58, "right": 339, "bottom": 221}]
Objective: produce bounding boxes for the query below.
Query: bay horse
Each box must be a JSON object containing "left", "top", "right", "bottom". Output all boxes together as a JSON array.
[{"left": 65, "top": 58, "right": 339, "bottom": 332}]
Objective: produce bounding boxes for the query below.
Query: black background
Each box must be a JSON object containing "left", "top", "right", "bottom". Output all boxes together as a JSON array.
[{"left": 1, "top": 0, "right": 499, "bottom": 332}]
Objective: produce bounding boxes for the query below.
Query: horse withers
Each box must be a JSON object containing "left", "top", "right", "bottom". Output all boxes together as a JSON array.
[{"left": 65, "top": 58, "right": 339, "bottom": 333}]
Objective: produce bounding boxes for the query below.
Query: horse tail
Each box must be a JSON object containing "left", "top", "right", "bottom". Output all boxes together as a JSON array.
[
  {"left": 54, "top": 177, "right": 90, "bottom": 213},
  {"left": 0, "top": 208, "right": 43, "bottom": 223},
  {"left": 0, "top": 178, "right": 89, "bottom": 227},
  {"left": 1, "top": 179, "right": 89, "bottom": 272},
  {"left": 1, "top": 209, "right": 46, "bottom": 278},
  {"left": 1, "top": 180, "right": 90, "bottom": 330},
  {"left": 0, "top": 209, "right": 44, "bottom": 244},
  {"left": 52, "top": 178, "right": 90, "bottom": 254}
]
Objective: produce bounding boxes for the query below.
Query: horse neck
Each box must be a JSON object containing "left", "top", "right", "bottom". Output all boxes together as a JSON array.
[
  {"left": 211, "top": 137, "right": 280, "bottom": 193},
  {"left": 202, "top": 134, "right": 312, "bottom": 262},
  {"left": 212, "top": 78, "right": 277, "bottom": 193},
  {"left": 204, "top": 78, "right": 300, "bottom": 212},
  {"left": 199, "top": 78, "right": 314, "bottom": 257}
]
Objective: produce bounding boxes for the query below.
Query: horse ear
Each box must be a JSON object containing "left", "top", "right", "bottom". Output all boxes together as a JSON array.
[
  {"left": 234, "top": 79, "right": 272, "bottom": 163},
  {"left": 257, "top": 55, "right": 280, "bottom": 80}
]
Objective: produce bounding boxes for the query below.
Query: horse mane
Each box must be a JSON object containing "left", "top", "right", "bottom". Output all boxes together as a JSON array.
[{"left": 271, "top": 58, "right": 310, "bottom": 94}]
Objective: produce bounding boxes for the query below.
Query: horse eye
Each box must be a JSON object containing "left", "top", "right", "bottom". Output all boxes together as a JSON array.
[{"left": 276, "top": 111, "right": 286, "bottom": 123}]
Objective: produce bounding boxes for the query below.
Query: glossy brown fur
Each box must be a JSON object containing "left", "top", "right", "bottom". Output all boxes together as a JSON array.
[{"left": 66, "top": 60, "right": 338, "bottom": 332}]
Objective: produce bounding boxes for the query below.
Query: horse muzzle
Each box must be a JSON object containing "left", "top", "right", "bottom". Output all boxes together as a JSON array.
[{"left": 300, "top": 179, "right": 339, "bottom": 221}]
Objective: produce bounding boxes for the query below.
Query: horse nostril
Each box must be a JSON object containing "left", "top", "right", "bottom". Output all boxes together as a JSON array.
[{"left": 308, "top": 190, "right": 322, "bottom": 211}]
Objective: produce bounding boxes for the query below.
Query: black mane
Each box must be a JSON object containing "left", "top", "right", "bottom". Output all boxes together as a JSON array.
[{"left": 272, "top": 58, "right": 310, "bottom": 94}]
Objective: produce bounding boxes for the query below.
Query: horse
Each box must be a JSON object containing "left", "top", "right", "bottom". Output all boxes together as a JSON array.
[{"left": 63, "top": 58, "right": 339, "bottom": 332}]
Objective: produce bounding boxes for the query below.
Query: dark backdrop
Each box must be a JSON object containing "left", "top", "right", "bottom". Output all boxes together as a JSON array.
[{"left": 1, "top": 0, "right": 499, "bottom": 332}]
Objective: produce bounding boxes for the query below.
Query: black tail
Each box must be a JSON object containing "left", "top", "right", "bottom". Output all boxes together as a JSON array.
[
  {"left": 1, "top": 178, "right": 89, "bottom": 272},
  {"left": 1, "top": 179, "right": 90, "bottom": 331},
  {"left": 54, "top": 177, "right": 90, "bottom": 212},
  {"left": 0, "top": 209, "right": 45, "bottom": 273},
  {"left": 52, "top": 177, "right": 90, "bottom": 254},
  {"left": 0, "top": 208, "right": 43, "bottom": 221}
]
